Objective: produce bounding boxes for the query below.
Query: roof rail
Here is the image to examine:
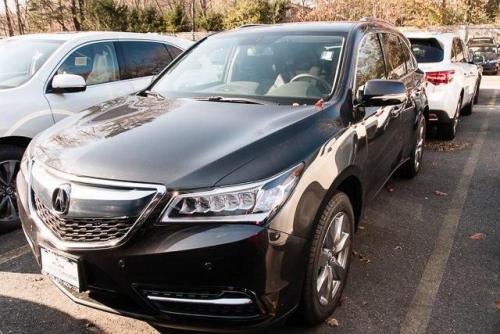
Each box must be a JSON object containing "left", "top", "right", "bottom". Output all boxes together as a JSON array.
[
  {"left": 360, "top": 17, "right": 394, "bottom": 26},
  {"left": 239, "top": 24, "right": 267, "bottom": 29}
]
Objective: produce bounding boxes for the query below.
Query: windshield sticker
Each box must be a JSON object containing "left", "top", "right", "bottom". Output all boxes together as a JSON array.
[
  {"left": 75, "top": 56, "right": 87, "bottom": 66},
  {"left": 321, "top": 51, "right": 334, "bottom": 61}
]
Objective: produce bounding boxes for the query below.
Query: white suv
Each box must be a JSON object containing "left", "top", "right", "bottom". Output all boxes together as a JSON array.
[
  {"left": 0, "top": 32, "right": 191, "bottom": 226},
  {"left": 404, "top": 32, "right": 481, "bottom": 140}
]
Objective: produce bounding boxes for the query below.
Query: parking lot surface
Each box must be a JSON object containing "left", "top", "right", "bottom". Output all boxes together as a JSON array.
[{"left": 1, "top": 75, "right": 499, "bottom": 334}]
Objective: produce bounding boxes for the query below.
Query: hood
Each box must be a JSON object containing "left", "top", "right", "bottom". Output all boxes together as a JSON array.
[{"left": 33, "top": 95, "right": 327, "bottom": 189}]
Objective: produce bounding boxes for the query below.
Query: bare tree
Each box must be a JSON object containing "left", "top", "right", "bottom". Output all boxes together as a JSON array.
[
  {"left": 15, "top": 0, "right": 24, "bottom": 33},
  {"left": 2, "top": 0, "right": 14, "bottom": 36}
]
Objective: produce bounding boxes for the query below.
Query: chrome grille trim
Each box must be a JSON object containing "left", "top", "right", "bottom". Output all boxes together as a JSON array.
[
  {"left": 34, "top": 195, "right": 136, "bottom": 242},
  {"left": 27, "top": 161, "right": 167, "bottom": 250}
]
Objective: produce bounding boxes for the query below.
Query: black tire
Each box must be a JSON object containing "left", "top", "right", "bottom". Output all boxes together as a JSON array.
[
  {"left": 0, "top": 144, "right": 25, "bottom": 227},
  {"left": 299, "top": 192, "right": 354, "bottom": 324},
  {"left": 439, "top": 96, "right": 461, "bottom": 140},
  {"left": 461, "top": 100, "right": 473, "bottom": 116},
  {"left": 402, "top": 117, "right": 426, "bottom": 179},
  {"left": 473, "top": 78, "right": 481, "bottom": 105}
]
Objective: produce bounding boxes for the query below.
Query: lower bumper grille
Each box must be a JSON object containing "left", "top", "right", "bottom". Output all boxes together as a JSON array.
[
  {"left": 142, "top": 289, "right": 263, "bottom": 320},
  {"left": 34, "top": 195, "right": 136, "bottom": 242}
]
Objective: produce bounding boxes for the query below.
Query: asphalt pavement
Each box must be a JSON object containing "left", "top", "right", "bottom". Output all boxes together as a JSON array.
[{"left": 1, "top": 75, "right": 499, "bottom": 334}]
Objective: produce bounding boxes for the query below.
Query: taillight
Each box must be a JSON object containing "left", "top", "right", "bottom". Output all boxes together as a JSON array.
[{"left": 425, "top": 70, "right": 455, "bottom": 85}]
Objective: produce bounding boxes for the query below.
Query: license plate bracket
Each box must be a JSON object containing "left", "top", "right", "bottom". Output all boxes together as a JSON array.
[{"left": 40, "top": 247, "right": 82, "bottom": 291}]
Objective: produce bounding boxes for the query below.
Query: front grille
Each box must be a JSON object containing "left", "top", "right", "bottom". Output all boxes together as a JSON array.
[{"left": 34, "top": 195, "right": 136, "bottom": 242}]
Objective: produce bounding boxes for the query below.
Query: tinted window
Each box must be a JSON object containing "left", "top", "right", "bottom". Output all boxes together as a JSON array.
[
  {"left": 409, "top": 38, "right": 444, "bottom": 63},
  {"left": 453, "top": 39, "right": 466, "bottom": 62},
  {"left": 120, "top": 41, "right": 173, "bottom": 79},
  {"left": 166, "top": 45, "right": 183, "bottom": 59},
  {"left": 381, "top": 33, "right": 407, "bottom": 80},
  {"left": 399, "top": 37, "right": 416, "bottom": 72},
  {"left": 57, "top": 42, "right": 119, "bottom": 86},
  {"left": 355, "top": 33, "right": 386, "bottom": 93}
]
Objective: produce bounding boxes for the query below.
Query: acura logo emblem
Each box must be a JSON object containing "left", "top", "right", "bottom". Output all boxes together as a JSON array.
[{"left": 52, "top": 184, "right": 71, "bottom": 215}]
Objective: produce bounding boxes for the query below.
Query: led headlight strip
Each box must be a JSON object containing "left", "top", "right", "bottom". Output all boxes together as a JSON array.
[{"left": 161, "top": 163, "right": 304, "bottom": 223}]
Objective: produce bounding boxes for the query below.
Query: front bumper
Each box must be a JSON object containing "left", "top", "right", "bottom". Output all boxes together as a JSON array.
[{"left": 17, "top": 170, "right": 307, "bottom": 333}]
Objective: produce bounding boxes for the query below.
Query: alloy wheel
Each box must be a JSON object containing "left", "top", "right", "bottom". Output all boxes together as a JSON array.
[
  {"left": 0, "top": 160, "right": 20, "bottom": 222},
  {"left": 316, "top": 211, "right": 350, "bottom": 306}
]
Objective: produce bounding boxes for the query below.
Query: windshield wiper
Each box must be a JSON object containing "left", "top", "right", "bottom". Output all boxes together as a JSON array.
[{"left": 192, "top": 96, "right": 272, "bottom": 105}]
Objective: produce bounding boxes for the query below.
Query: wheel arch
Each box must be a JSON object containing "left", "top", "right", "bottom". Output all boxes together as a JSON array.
[
  {"left": 316, "top": 166, "right": 364, "bottom": 231},
  {"left": 0, "top": 136, "right": 32, "bottom": 149}
]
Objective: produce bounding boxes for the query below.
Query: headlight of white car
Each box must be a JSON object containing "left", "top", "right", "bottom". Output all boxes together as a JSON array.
[{"left": 161, "top": 163, "right": 304, "bottom": 224}]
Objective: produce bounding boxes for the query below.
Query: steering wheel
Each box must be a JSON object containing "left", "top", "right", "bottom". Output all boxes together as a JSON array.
[{"left": 290, "top": 73, "right": 332, "bottom": 94}]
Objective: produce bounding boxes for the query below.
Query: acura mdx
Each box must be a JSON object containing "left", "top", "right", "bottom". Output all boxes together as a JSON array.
[{"left": 18, "top": 20, "right": 428, "bottom": 332}]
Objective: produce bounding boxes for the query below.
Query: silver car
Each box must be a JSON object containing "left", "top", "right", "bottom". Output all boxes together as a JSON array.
[{"left": 0, "top": 32, "right": 191, "bottom": 226}]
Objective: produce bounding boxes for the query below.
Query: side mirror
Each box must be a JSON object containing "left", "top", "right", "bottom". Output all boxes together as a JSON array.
[
  {"left": 360, "top": 79, "right": 407, "bottom": 107},
  {"left": 52, "top": 73, "right": 86, "bottom": 93}
]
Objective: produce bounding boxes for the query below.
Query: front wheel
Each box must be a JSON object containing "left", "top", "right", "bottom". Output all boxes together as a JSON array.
[
  {"left": 402, "top": 117, "right": 426, "bottom": 178},
  {"left": 473, "top": 79, "right": 481, "bottom": 105},
  {"left": 299, "top": 192, "right": 354, "bottom": 324},
  {"left": 0, "top": 144, "right": 25, "bottom": 227}
]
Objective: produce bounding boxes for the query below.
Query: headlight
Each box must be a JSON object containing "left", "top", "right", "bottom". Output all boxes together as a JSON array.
[
  {"left": 161, "top": 163, "right": 304, "bottom": 223},
  {"left": 20, "top": 143, "right": 33, "bottom": 180}
]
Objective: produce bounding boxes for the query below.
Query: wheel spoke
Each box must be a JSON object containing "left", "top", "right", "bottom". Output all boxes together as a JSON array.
[
  {"left": 318, "top": 249, "right": 331, "bottom": 267},
  {"left": 0, "top": 161, "right": 19, "bottom": 186},
  {"left": 333, "top": 213, "right": 345, "bottom": 244},
  {"left": 333, "top": 232, "right": 349, "bottom": 254},
  {"left": 330, "top": 256, "right": 346, "bottom": 281},
  {"left": 316, "top": 266, "right": 329, "bottom": 293}
]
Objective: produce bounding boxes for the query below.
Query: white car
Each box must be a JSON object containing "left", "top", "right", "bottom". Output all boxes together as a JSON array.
[
  {"left": 404, "top": 32, "right": 481, "bottom": 140},
  {"left": 0, "top": 32, "right": 191, "bottom": 226}
]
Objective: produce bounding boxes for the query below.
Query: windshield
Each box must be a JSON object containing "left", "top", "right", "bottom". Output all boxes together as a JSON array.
[
  {"left": 470, "top": 46, "right": 498, "bottom": 60},
  {"left": 152, "top": 32, "right": 345, "bottom": 105},
  {"left": 409, "top": 38, "right": 444, "bottom": 63},
  {"left": 0, "top": 39, "right": 62, "bottom": 89}
]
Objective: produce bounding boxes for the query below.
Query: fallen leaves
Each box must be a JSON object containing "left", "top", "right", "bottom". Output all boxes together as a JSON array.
[
  {"left": 326, "top": 317, "right": 339, "bottom": 327},
  {"left": 496, "top": 300, "right": 500, "bottom": 311},
  {"left": 353, "top": 249, "right": 372, "bottom": 263},
  {"left": 425, "top": 140, "right": 471, "bottom": 152},
  {"left": 469, "top": 232, "right": 486, "bottom": 240},
  {"left": 433, "top": 190, "right": 448, "bottom": 196}
]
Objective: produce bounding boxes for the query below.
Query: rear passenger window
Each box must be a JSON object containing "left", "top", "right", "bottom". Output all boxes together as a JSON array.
[
  {"left": 119, "top": 42, "right": 173, "bottom": 80},
  {"left": 400, "top": 37, "right": 416, "bottom": 73},
  {"left": 453, "top": 39, "right": 466, "bottom": 62},
  {"left": 166, "top": 45, "right": 183, "bottom": 59},
  {"left": 355, "top": 33, "right": 386, "bottom": 94},
  {"left": 381, "top": 33, "right": 407, "bottom": 80}
]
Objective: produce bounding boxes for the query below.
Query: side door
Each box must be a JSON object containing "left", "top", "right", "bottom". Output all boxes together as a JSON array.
[
  {"left": 45, "top": 41, "right": 134, "bottom": 122},
  {"left": 379, "top": 33, "right": 412, "bottom": 168},
  {"left": 450, "top": 38, "right": 468, "bottom": 104},
  {"left": 457, "top": 39, "right": 477, "bottom": 102},
  {"left": 117, "top": 41, "right": 179, "bottom": 92},
  {"left": 397, "top": 35, "right": 423, "bottom": 151},
  {"left": 354, "top": 32, "right": 400, "bottom": 197}
]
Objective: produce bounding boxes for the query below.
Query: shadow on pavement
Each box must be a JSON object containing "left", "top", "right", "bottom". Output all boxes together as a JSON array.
[
  {"left": 477, "top": 88, "right": 500, "bottom": 106},
  {"left": 0, "top": 296, "right": 103, "bottom": 333}
]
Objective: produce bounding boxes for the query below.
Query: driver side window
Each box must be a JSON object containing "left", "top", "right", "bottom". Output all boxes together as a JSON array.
[
  {"left": 57, "top": 42, "right": 119, "bottom": 86},
  {"left": 355, "top": 33, "right": 386, "bottom": 97}
]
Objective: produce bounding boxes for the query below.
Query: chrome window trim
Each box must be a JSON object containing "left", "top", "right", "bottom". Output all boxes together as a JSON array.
[{"left": 27, "top": 160, "right": 167, "bottom": 250}]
